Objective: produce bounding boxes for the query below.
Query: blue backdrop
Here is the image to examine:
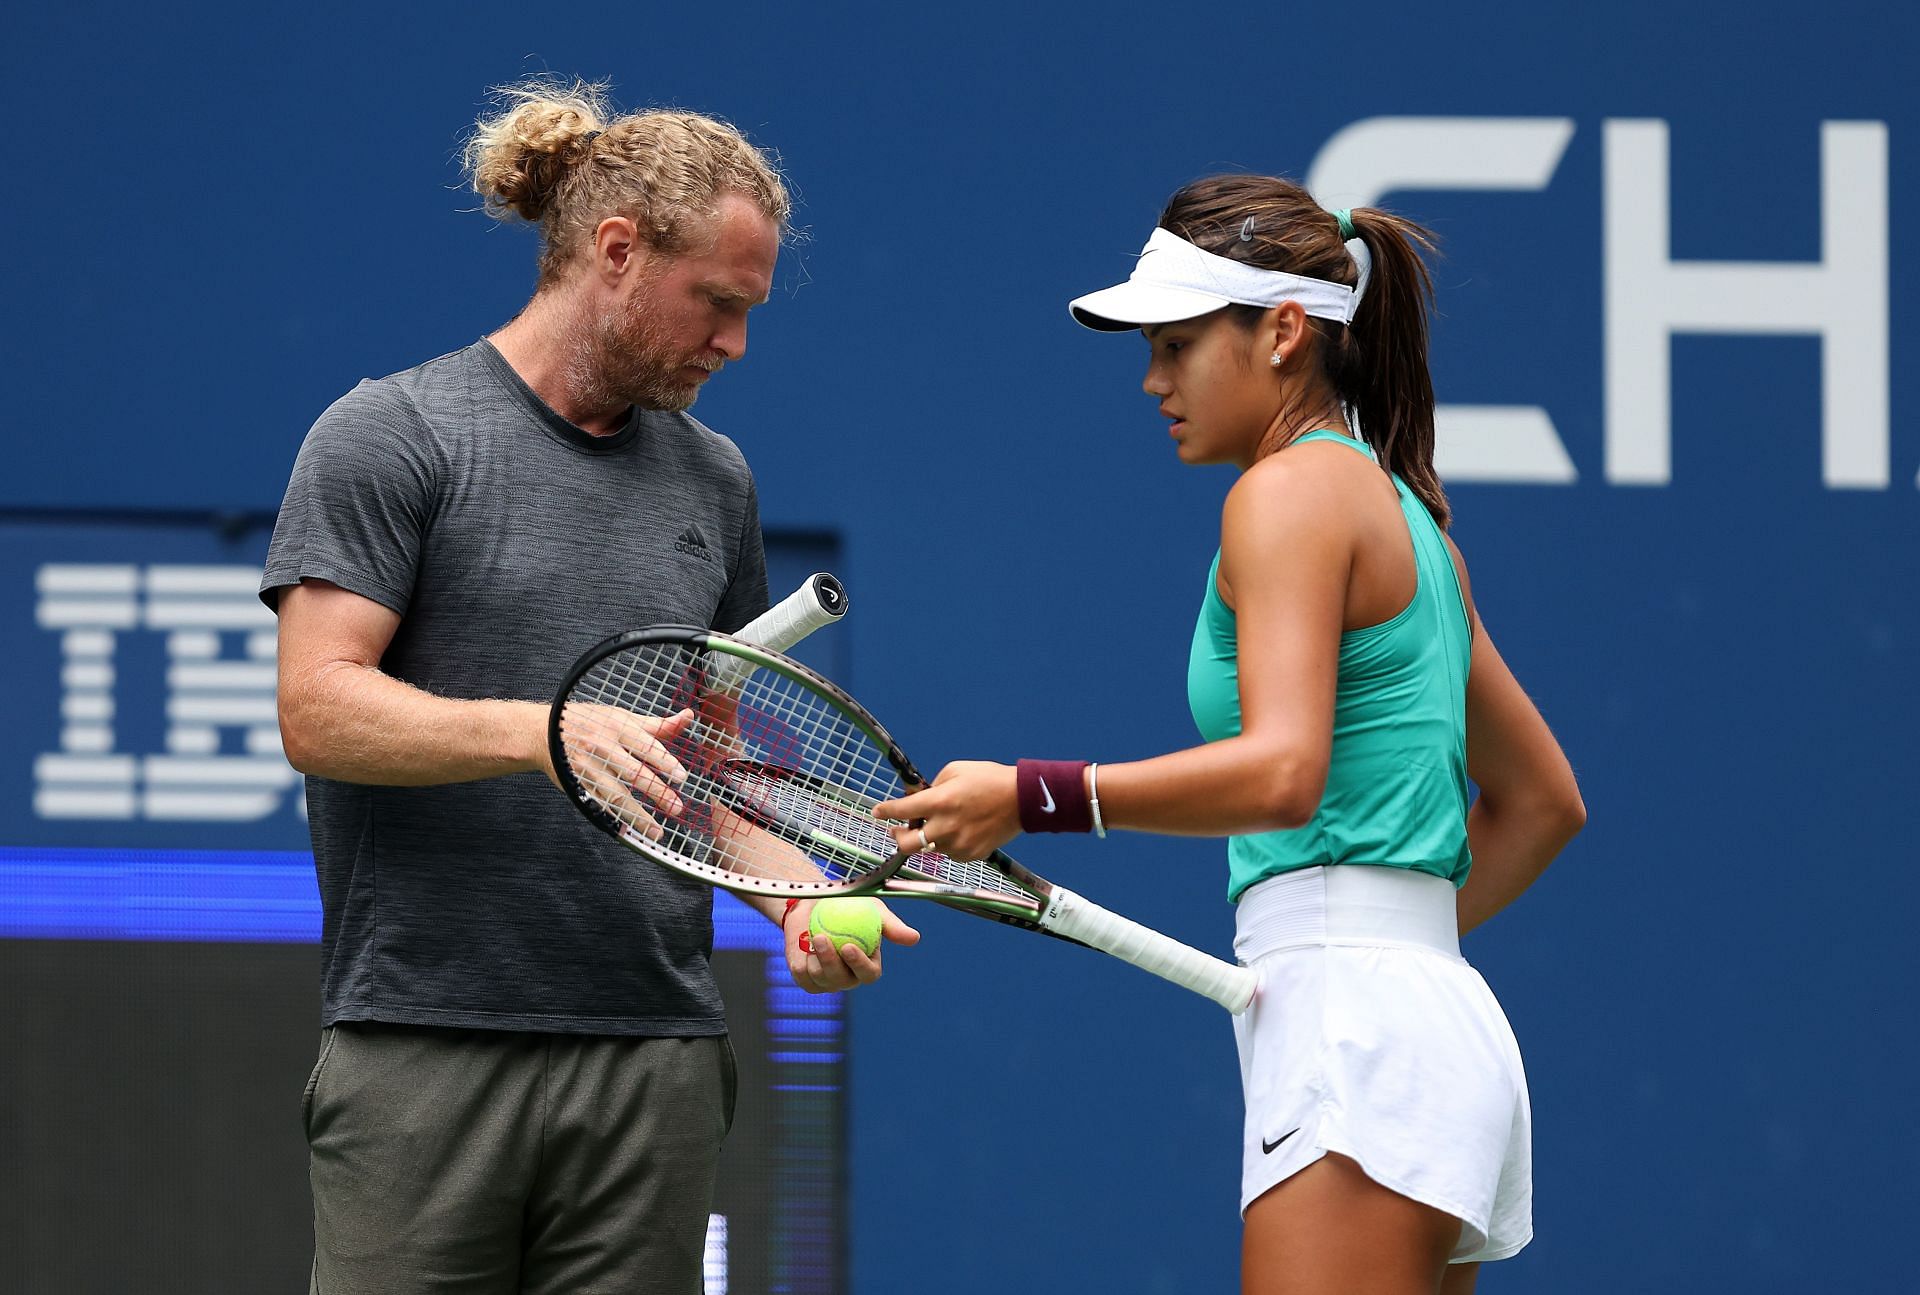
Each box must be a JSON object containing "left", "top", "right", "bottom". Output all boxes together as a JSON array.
[{"left": 5, "top": 2, "right": 1915, "bottom": 1290}]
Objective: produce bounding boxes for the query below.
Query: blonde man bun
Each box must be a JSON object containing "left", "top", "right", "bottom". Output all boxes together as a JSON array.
[
  {"left": 463, "top": 79, "right": 607, "bottom": 224},
  {"left": 462, "top": 78, "right": 790, "bottom": 284}
]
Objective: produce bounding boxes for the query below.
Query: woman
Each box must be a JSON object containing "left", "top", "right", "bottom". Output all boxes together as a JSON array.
[{"left": 876, "top": 175, "right": 1585, "bottom": 1294}]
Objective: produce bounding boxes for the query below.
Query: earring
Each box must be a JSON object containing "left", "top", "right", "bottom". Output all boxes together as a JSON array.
[{"left": 1269, "top": 354, "right": 1283, "bottom": 368}]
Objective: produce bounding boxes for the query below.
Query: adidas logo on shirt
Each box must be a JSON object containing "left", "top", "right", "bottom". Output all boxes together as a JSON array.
[{"left": 674, "top": 524, "right": 713, "bottom": 561}]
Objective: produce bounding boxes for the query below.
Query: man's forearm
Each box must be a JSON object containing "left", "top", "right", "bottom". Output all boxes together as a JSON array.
[{"left": 280, "top": 661, "right": 548, "bottom": 786}]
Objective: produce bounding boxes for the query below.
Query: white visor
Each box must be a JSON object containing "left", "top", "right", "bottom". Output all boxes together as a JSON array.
[{"left": 1069, "top": 227, "right": 1369, "bottom": 331}]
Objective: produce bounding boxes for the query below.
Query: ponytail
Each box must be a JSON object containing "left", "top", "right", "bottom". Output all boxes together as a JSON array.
[{"left": 1327, "top": 208, "right": 1448, "bottom": 528}]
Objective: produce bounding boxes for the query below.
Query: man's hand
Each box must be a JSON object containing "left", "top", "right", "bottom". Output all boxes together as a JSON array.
[
  {"left": 554, "top": 703, "right": 696, "bottom": 837},
  {"left": 782, "top": 898, "right": 921, "bottom": 993}
]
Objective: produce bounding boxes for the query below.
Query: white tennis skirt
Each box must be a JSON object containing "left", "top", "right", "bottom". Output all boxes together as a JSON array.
[{"left": 1232, "top": 865, "right": 1532, "bottom": 1263}]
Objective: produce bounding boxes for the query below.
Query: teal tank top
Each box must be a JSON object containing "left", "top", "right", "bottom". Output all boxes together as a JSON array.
[{"left": 1187, "top": 430, "right": 1473, "bottom": 902}]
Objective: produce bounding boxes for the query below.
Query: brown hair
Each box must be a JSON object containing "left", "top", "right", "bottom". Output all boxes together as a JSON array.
[
  {"left": 1159, "top": 175, "right": 1449, "bottom": 527},
  {"left": 461, "top": 78, "right": 791, "bottom": 285}
]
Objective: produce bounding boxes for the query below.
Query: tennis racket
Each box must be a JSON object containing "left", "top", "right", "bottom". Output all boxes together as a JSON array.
[{"left": 549, "top": 626, "right": 1257, "bottom": 1014}]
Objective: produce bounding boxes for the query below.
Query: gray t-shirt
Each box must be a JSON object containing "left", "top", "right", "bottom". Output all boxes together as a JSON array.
[{"left": 261, "top": 339, "right": 768, "bottom": 1035}]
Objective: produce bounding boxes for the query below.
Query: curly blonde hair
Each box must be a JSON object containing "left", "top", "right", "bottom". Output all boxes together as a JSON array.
[{"left": 462, "top": 78, "right": 790, "bottom": 284}]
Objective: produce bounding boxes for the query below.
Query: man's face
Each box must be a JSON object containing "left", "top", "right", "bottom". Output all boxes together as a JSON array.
[{"left": 600, "top": 192, "right": 780, "bottom": 412}]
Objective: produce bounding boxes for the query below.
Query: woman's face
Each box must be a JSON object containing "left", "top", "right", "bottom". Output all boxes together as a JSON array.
[{"left": 1140, "top": 309, "right": 1281, "bottom": 469}]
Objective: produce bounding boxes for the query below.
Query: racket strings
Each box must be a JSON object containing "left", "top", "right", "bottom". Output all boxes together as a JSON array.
[{"left": 733, "top": 661, "right": 894, "bottom": 802}]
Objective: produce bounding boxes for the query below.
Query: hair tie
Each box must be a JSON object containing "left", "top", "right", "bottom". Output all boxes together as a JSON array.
[{"left": 1333, "top": 208, "right": 1356, "bottom": 240}]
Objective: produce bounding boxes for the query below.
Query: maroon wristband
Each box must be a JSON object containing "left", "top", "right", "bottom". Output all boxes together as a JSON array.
[{"left": 1017, "top": 759, "right": 1093, "bottom": 834}]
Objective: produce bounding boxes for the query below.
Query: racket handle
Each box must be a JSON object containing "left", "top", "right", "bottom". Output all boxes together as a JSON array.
[
  {"left": 1041, "top": 886, "right": 1257, "bottom": 1014},
  {"left": 715, "top": 574, "right": 848, "bottom": 686}
]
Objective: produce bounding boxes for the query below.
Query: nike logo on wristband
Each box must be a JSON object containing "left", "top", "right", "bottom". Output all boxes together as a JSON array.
[
  {"left": 1262, "top": 1129, "right": 1299, "bottom": 1155},
  {"left": 1037, "top": 776, "right": 1056, "bottom": 813}
]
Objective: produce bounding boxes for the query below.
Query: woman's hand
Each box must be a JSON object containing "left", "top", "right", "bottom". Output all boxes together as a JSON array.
[{"left": 873, "top": 760, "right": 1021, "bottom": 861}]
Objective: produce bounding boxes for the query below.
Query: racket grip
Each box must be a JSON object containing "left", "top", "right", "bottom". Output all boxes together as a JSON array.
[
  {"left": 714, "top": 574, "right": 848, "bottom": 686},
  {"left": 1041, "top": 886, "right": 1257, "bottom": 1014}
]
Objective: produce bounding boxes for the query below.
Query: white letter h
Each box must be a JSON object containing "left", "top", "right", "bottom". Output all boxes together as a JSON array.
[{"left": 1605, "top": 120, "right": 1891, "bottom": 488}]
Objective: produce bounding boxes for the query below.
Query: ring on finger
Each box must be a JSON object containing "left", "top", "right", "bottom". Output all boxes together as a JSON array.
[{"left": 918, "top": 827, "right": 935, "bottom": 853}]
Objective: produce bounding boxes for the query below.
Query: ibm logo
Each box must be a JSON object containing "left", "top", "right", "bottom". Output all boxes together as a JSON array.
[{"left": 34, "top": 563, "right": 301, "bottom": 823}]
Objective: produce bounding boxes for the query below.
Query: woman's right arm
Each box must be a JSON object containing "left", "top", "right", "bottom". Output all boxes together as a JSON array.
[{"left": 1449, "top": 543, "right": 1587, "bottom": 934}]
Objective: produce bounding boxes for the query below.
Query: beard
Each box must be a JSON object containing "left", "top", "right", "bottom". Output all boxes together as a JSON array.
[{"left": 579, "top": 287, "right": 720, "bottom": 414}]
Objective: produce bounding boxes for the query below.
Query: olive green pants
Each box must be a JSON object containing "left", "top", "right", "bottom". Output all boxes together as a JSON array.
[{"left": 304, "top": 1023, "right": 736, "bottom": 1294}]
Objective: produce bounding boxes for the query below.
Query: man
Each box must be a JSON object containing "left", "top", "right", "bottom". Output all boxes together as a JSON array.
[{"left": 262, "top": 81, "right": 916, "bottom": 1294}]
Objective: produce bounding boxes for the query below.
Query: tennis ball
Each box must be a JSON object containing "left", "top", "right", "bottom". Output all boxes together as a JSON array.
[{"left": 808, "top": 897, "right": 884, "bottom": 958}]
